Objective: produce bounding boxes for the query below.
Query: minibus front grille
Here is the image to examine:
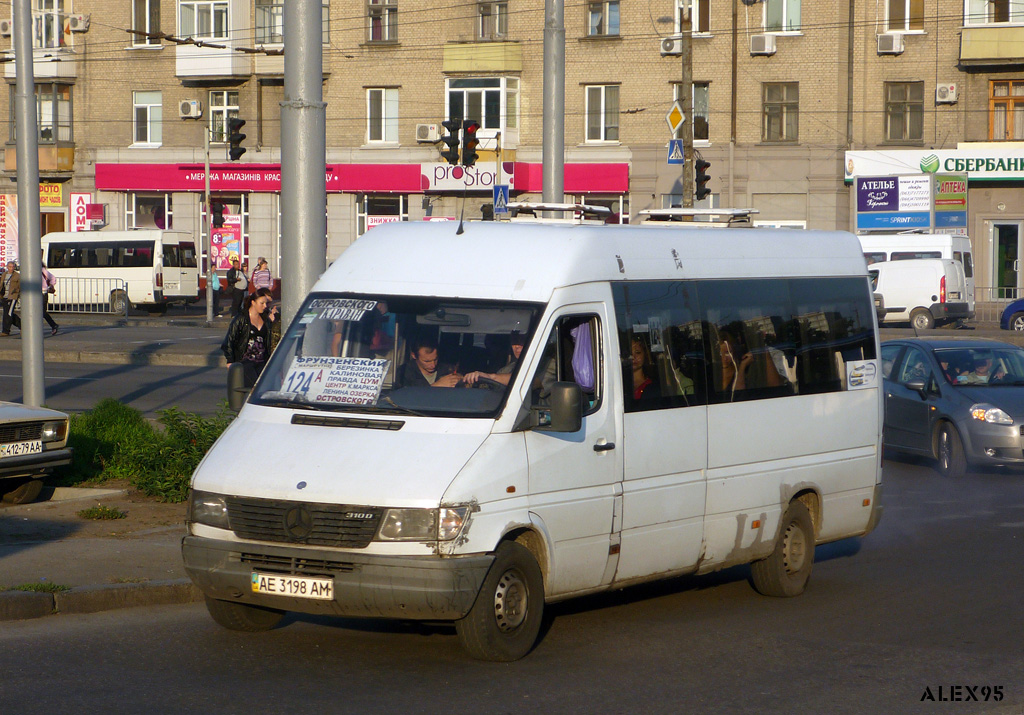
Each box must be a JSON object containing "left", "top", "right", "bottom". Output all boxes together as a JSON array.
[
  {"left": 0, "top": 422, "right": 43, "bottom": 443},
  {"left": 226, "top": 496, "right": 383, "bottom": 548},
  {"left": 238, "top": 552, "right": 358, "bottom": 575}
]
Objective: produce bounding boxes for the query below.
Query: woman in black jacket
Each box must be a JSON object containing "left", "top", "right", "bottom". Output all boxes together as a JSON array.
[{"left": 221, "top": 287, "right": 278, "bottom": 387}]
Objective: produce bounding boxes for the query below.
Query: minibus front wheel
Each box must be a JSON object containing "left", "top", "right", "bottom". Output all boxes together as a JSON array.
[
  {"left": 750, "top": 500, "right": 815, "bottom": 598},
  {"left": 455, "top": 541, "right": 544, "bottom": 662}
]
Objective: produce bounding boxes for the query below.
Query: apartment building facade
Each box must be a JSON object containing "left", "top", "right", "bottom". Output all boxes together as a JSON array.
[{"left": 1, "top": 1, "right": 1022, "bottom": 291}]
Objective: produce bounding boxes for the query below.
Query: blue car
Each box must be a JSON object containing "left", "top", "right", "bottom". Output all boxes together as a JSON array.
[{"left": 1000, "top": 299, "right": 1024, "bottom": 331}]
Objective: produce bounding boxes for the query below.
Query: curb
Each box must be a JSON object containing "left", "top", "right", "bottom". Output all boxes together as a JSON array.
[
  {"left": 0, "top": 348, "right": 225, "bottom": 367},
  {"left": 0, "top": 579, "right": 202, "bottom": 621}
]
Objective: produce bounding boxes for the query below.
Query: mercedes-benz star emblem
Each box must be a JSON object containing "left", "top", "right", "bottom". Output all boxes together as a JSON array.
[{"left": 283, "top": 506, "right": 313, "bottom": 540}]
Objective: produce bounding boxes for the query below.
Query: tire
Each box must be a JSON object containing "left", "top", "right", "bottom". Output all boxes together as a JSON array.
[
  {"left": 935, "top": 422, "right": 967, "bottom": 479},
  {"left": 455, "top": 541, "right": 544, "bottom": 662},
  {"left": 1, "top": 477, "right": 44, "bottom": 505},
  {"left": 109, "top": 290, "right": 130, "bottom": 315},
  {"left": 911, "top": 308, "right": 935, "bottom": 331},
  {"left": 1011, "top": 312, "right": 1024, "bottom": 332},
  {"left": 147, "top": 303, "right": 168, "bottom": 316},
  {"left": 204, "top": 595, "right": 285, "bottom": 632},
  {"left": 750, "top": 500, "right": 815, "bottom": 598}
]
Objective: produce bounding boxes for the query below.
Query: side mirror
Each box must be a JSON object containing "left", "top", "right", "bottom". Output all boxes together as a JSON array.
[
  {"left": 541, "top": 382, "right": 583, "bottom": 433},
  {"left": 904, "top": 378, "right": 928, "bottom": 397},
  {"left": 227, "top": 363, "right": 249, "bottom": 411}
]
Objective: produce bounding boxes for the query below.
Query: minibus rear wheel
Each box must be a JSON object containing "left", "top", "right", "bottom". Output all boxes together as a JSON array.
[
  {"left": 455, "top": 541, "right": 544, "bottom": 662},
  {"left": 750, "top": 500, "right": 815, "bottom": 598},
  {"left": 109, "top": 290, "right": 130, "bottom": 315},
  {"left": 204, "top": 595, "right": 285, "bottom": 632}
]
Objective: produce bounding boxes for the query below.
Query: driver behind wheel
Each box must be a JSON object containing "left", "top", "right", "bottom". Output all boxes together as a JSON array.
[
  {"left": 400, "top": 333, "right": 462, "bottom": 388},
  {"left": 463, "top": 331, "right": 525, "bottom": 387}
]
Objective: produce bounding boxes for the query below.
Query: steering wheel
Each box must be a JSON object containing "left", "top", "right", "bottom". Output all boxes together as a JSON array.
[{"left": 458, "top": 375, "right": 504, "bottom": 390}]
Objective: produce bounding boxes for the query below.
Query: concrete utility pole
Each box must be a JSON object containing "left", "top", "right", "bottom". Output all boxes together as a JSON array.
[
  {"left": 542, "top": 0, "right": 565, "bottom": 211},
  {"left": 280, "top": 0, "right": 327, "bottom": 329},
  {"left": 204, "top": 130, "right": 214, "bottom": 324},
  {"left": 681, "top": 5, "right": 694, "bottom": 208},
  {"left": 13, "top": 0, "right": 44, "bottom": 406}
]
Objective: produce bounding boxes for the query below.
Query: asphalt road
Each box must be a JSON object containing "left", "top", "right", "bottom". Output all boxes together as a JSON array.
[
  {"left": 0, "top": 361, "right": 227, "bottom": 417},
  {"left": 0, "top": 457, "right": 1021, "bottom": 714}
]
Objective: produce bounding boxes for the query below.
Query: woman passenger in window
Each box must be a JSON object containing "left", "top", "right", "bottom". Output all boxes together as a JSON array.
[{"left": 631, "top": 335, "right": 658, "bottom": 402}]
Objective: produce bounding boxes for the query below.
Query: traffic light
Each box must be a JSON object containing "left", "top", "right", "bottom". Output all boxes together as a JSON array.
[
  {"left": 227, "top": 117, "right": 246, "bottom": 161},
  {"left": 695, "top": 157, "right": 712, "bottom": 201},
  {"left": 211, "top": 202, "right": 226, "bottom": 228},
  {"left": 440, "top": 119, "right": 462, "bottom": 165},
  {"left": 461, "top": 121, "right": 480, "bottom": 167}
]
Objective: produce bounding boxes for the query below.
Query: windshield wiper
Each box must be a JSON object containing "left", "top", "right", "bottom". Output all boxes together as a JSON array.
[{"left": 382, "top": 396, "right": 428, "bottom": 417}]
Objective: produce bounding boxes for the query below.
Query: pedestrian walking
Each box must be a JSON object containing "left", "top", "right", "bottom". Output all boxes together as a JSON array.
[
  {"left": 210, "top": 269, "right": 222, "bottom": 315},
  {"left": 40, "top": 262, "right": 59, "bottom": 335},
  {"left": 226, "top": 257, "right": 248, "bottom": 316},
  {"left": 0, "top": 261, "right": 21, "bottom": 336},
  {"left": 221, "top": 287, "right": 278, "bottom": 387},
  {"left": 251, "top": 257, "right": 272, "bottom": 291}
]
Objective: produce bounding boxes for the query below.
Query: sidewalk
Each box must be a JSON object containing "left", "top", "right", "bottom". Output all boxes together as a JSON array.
[{"left": 0, "top": 486, "right": 200, "bottom": 621}]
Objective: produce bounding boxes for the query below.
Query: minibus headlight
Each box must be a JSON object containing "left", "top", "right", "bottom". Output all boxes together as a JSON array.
[
  {"left": 188, "top": 490, "right": 230, "bottom": 529},
  {"left": 41, "top": 420, "right": 68, "bottom": 444},
  {"left": 377, "top": 507, "right": 470, "bottom": 542},
  {"left": 970, "top": 404, "right": 1014, "bottom": 425}
]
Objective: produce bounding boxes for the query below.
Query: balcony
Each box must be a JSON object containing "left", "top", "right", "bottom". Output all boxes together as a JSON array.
[
  {"left": 3, "top": 47, "right": 78, "bottom": 80},
  {"left": 176, "top": 1, "right": 251, "bottom": 78},
  {"left": 443, "top": 41, "right": 522, "bottom": 73},
  {"left": 4, "top": 145, "right": 75, "bottom": 175},
  {"left": 960, "top": 25, "right": 1024, "bottom": 66}
]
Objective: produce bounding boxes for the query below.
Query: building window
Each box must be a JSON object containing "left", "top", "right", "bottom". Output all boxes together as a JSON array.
[
  {"left": 674, "top": 82, "right": 710, "bottom": 141},
  {"left": 357, "top": 195, "right": 408, "bottom": 237},
  {"left": 447, "top": 77, "right": 519, "bottom": 137},
  {"left": 586, "top": 85, "right": 620, "bottom": 142},
  {"left": 34, "top": 0, "right": 66, "bottom": 49},
  {"left": 127, "top": 193, "right": 173, "bottom": 230},
  {"left": 209, "top": 90, "right": 239, "bottom": 142},
  {"left": 588, "top": 0, "right": 619, "bottom": 36},
  {"left": 179, "top": 1, "right": 228, "bottom": 40},
  {"left": 885, "top": 81, "right": 923, "bottom": 142},
  {"left": 479, "top": 1, "right": 507, "bottom": 40},
  {"left": 990, "top": 80, "right": 1024, "bottom": 141},
  {"left": 676, "top": 0, "right": 709, "bottom": 34},
  {"left": 762, "top": 82, "right": 798, "bottom": 142},
  {"left": 369, "top": 0, "right": 397, "bottom": 42},
  {"left": 132, "top": 0, "right": 161, "bottom": 45},
  {"left": 256, "top": 1, "right": 329, "bottom": 45},
  {"left": 367, "top": 88, "right": 398, "bottom": 143},
  {"left": 887, "top": 0, "right": 924, "bottom": 32},
  {"left": 764, "top": 0, "right": 800, "bottom": 32},
  {"left": 966, "top": 0, "right": 1024, "bottom": 24},
  {"left": 10, "top": 83, "right": 73, "bottom": 143},
  {"left": 133, "top": 91, "right": 162, "bottom": 146}
]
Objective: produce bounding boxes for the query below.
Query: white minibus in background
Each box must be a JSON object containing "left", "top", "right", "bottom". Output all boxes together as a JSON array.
[
  {"left": 42, "top": 230, "right": 199, "bottom": 313},
  {"left": 858, "top": 233, "right": 974, "bottom": 317},
  {"left": 183, "top": 222, "right": 883, "bottom": 661}
]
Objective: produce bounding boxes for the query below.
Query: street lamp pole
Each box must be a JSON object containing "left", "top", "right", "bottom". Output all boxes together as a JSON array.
[{"left": 681, "top": 4, "right": 694, "bottom": 208}]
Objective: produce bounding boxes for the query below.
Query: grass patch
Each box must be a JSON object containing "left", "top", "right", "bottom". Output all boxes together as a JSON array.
[
  {"left": 1, "top": 583, "right": 70, "bottom": 593},
  {"left": 53, "top": 398, "right": 234, "bottom": 503},
  {"left": 77, "top": 504, "right": 128, "bottom": 520}
]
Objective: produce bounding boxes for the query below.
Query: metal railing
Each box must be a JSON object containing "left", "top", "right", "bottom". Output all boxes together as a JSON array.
[
  {"left": 49, "top": 277, "right": 130, "bottom": 316},
  {"left": 974, "top": 286, "right": 1023, "bottom": 323}
]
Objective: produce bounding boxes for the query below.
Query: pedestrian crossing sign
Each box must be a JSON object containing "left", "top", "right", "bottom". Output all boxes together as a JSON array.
[
  {"left": 494, "top": 184, "right": 510, "bottom": 214},
  {"left": 668, "top": 139, "right": 684, "bottom": 165}
]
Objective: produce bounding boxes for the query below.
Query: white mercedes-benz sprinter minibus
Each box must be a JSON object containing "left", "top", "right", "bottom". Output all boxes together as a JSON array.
[{"left": 183, "top": 221, "right": 883, "bottom": 661}]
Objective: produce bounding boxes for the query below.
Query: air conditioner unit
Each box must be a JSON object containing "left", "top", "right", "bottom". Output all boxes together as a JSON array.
[
  {"left": 936, "top": 83, "right": 958, "bottom": 104},
  {"left": 750, "top": 34, "right": 776, "bottom": 56},
  {"left": 660, "top": 37, "right": 682, "bottom": 56},
  {"left": 0, "top": 19, "right": 12, "bottom": 37},
  {"left": 66, "top": 13, "right": 89, "bottom": 33},
  {"left": 416, "top": 123, "right": 440, "bottom": 142},
  {"left": 179, "top": 100, "right": 202, "bottom": 119},
  {"left": 877, "top": 33, "right": 904, "bottom": 55}
]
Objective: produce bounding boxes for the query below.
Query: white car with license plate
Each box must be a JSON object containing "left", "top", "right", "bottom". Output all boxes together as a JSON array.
[{"left": 0, "top": 402, "right": 72, "bottom": 504}]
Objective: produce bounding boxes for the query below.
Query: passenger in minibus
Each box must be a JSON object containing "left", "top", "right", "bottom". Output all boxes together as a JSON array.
[
  {"left": 630, "top": 335, "right": 659, "bottom": 402},
  {"left": 400, "top": 335, "right": 462, "bottom": 388}
]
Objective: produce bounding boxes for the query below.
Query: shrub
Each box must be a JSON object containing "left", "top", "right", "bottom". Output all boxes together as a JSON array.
[{"left": 57, "top": 399, "right": 234, "bottom": 502}]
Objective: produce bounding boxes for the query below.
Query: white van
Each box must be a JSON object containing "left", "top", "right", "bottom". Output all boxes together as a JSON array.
[
  {"left": 858, "top": 233, "right": 974, "bottom": 317},
  {"left": 183, "top": 222, "right": 883, "bottom": 661},
  {"left": 42, "top": 230, "right": 199, "bottom": 313},
  {"left": 869, "top": 258, "right": 969, "bottom": 330}
]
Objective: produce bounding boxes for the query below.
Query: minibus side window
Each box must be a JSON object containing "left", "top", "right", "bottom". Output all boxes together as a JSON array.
[
  {"left": 864, "top": 252, "right": 886, "bottom": 265},
  {"left": 891, "top": 251, "right": 941, "bottom": 260},
  {"left": 612, "top": 281, "right": 707, "bottom": 412},
  {"left": 529, "top": 314, "right": 602, "bottom": 416}
]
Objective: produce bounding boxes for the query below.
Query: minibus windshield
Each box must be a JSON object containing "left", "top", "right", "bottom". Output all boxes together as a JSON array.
[{"left": 251, "top": 293, "right": 542, "bottom": 417}]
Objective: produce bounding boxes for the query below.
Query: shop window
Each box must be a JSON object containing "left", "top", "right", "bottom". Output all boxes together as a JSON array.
[
  {"left": 990, "top": 81, "right": 1024, "bottom": 141},
  {"left": 126, "top": 193, "right": 173, "bottom": 229},
  {"left": 762, "top": 82, "right": 798, "bottom": 143},
  {"left": 585, "top": 84, "right": 619, "bottom": 143},
  {"left": 202, "top": 195, "right": 248, "bottom": 271},
  {"left": 357, "top": 194, "right": 408, "bottom": 237}
]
